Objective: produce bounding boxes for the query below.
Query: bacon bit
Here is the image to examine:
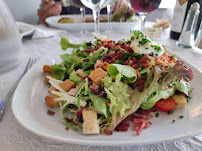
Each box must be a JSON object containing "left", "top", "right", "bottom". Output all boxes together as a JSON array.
[
  {"left": 47, "top": 110, "right": 55, "bottom": 115},
  {"left": 145, "top": 115, "right": 153, "bottom": 120},
  {"left": 116, "top": 120, "right": 130, "bottom": 131},
  {"left": 65, "top": 117, "right": 73, "bottom": 123},
  {"left": 76, "top": 107, "right": 83, "bottom": 117},
  {"left": 65, "top": 127, "right": 69, "bottom": 130},
  {"left": 136, "top": 131, "right": 140, "bottom": 136},
  {"left": 94, "top": 60, "right": 104, "bottom": 69},
  {"left": 139, "top": 83, "right": 144, "bottom": 92},
  {"left": 104, "top": 130, "right": 113, "bottom": 135},
  {"left": 136, "top": 108, "right": 157, "bottom": 115}
]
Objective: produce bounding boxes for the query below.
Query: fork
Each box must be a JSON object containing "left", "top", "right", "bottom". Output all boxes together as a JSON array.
[{"left": 0, "top": 57, "right": 39, "bottom": 120}]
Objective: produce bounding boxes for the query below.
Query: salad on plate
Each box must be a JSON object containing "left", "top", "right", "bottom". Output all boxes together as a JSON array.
[{"left": 43, "top": 30, "right": 193, "bottom": 135}]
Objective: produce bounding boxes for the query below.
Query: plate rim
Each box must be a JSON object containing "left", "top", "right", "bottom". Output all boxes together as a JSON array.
[
  {"left": 11, "top": 54, "right": 202, "bottom": 146},
  {"left": 16, "top": 21, "right": 35, "bottom": 37}
]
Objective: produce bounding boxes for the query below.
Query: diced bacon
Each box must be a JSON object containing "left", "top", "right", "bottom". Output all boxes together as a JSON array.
[
  {"left": 67, "top": 88, "right": 78, "bottom": 96},
  {"left": 136, "top": 108, "right": 157, "bottom": 115},
  {"left": 129, "top": 60, "right": 133, "bottom": 66},
  {"left": 132, "top": 114, "right": 153, "bottom": 120},
  {"left": 94, "top": 60, "right": 104, "bottom": 69},
  {"left": 155, "top": 60, "right": 166, "bottom": 66},
  {"left": 131, "top": 118, "right": 151, "bottom": 134},
  {"left": 89, "top": 82, "right": 99, "bottom": 92},
  {"left": 145, "top": 114, "right": 153, "bottom": 120},
  {"left": 76, "top": 69, "right": 84, "bottom": 78},
  {"left": 115, "top": 120, "right": 130, "bottom": 131}
]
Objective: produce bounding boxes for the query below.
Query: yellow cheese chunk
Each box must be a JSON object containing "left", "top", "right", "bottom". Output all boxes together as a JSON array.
[{"left": 172, "top": 95, "right": 187, "bottom": 109}]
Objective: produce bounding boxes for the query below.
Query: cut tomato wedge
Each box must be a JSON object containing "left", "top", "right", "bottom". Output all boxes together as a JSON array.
[{"left": 155, "top": 98, "right": 176, "bottom": 112}]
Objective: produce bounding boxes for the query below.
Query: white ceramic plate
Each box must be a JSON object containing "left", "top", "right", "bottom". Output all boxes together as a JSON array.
[
  {"left": 12, "top": 54, "right": 202, "bottom": 146},
  {"left": 16, "top": 22, "right": 35, "bottom": 37},
  {"left": 45, "top": 15, "right": 140, "bottom": 32}
]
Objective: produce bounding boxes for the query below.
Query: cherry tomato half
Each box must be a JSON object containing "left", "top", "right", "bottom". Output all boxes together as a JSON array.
[{"left": 155, "top": 98, "right": 176, "bottom": 112}]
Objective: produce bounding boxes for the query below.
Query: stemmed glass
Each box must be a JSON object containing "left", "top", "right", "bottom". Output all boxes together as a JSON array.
[
  {"left": 81, "top": 0, "right": 111, "bottom": 34},
  {"left": 130, "top": 0, "right": 162, "bottom": 31},
  {"left": 61, "top": 0, "right": 86, "bottom": 33},
  {"left": 72, "top": 0, "right": 87, "bottom": 33}
]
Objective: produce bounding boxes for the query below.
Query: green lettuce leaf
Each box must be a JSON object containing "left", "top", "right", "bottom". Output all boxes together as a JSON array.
[
  {"left": 69, "top": 71, "right": 82, "bottom": 85},
  {"left": 51, "top": 63, "right": 66, "bottom": 80},
  {"left": 140, "top": 87, "right": 176, "bottom": 110},
  {"left": 88, "top": 92, "right": 110, "bottom": 118},
  {"left": 60, "top": 37, "right": 86, "bottom": 50},
  {"left": 175, "top": 79, "right": 192, "bottom": 96},
  {"left": 101, "top": 75, "right": 113, "bottom": 88},
  {"left": 107, "top": 64, "right": 137, "bottom": 83},
  {"left": 103, "top": 74, "right": 131, "bottom": 117}
]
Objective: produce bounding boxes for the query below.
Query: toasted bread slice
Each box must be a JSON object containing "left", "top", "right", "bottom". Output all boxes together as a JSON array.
[
  {"left": 89, "top": 68, "right": 108, "bottom": 85},
  {"left": 45, "top": 94, "right": 59, "bottom": 108},
  {"left": 82, "top": 110, "right": 100, "bottom": 134},
  {"left": 60, "top": 79, "right": 76, "bottom": 92},
  {"left": 43, "top": 65, "right": 51, "bottom": 74}
]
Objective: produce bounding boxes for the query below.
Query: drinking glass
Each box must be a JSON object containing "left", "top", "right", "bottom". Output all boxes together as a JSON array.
[
  {"left": 81, "top": 0, "right": 111, "bottom": 34},
  {"left": 61, "top": 0, "right": 86, "bottom": 33},
  {"left": 130, "top": 0, "right": 162, "bottom": 31},
  {"left": 72, "top": 0, "right": 87, "bottom": 33},
  {"left": 0, "top": 0, "right": 23, "bottom": 73}
]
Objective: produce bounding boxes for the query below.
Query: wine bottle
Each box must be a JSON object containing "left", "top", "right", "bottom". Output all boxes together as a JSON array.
[{"left": 170, "top": 0, "right": 202, "bottom": 40}]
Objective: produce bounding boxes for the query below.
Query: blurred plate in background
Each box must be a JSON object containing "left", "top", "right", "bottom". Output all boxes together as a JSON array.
[
  {"left": 17, "top": 22, "right": 35, "bottom": 37},
  {"left": 46, "top": 15, "right": 140, "bottom": 32}
]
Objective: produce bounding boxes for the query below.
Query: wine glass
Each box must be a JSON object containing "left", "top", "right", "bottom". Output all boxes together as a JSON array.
[
  {"left": 130, "top": 0, "right": 162, "bottom": 31},
  {"left": 61, "top": 0, "right": 86, "bottom": 33},
  {"left": 72, "top": 0, "right": 87, "bottom": 33},
  {"left": 81, "top": 0, "right": 111, "bottom": 34}
]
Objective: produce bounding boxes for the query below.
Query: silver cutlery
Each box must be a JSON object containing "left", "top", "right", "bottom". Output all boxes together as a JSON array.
[{"left": 0, "top": 57, "right": 39, "bottom": 120}]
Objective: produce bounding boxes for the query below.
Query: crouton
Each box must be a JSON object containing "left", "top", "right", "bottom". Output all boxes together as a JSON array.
[
  {"left": 45, "top": 94, "right": 59, "bottom": 108},
  {"left": 82, "top": 110, "right": 100, "bottom": 134},
  {"left": 103, "top": 62, "right": 109, "bottom": 71},
  {"left": 172, "top": 95, "right": 187, "bottom": 109},
  {"left": 48, "top": 85, "right": 57, "bottom": 93},
  {"left": 89, "top": 68, "right": 108, "bottom": 85},
  {"left": 43, "top": 65, "right": 51, "bottom": 74},
  {"left": 60, "top": 79, "right": 76, "bottom": 92}
]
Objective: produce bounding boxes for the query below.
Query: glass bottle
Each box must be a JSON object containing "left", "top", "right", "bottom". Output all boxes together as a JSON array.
[
  {"left": 176, "top": 2, "right": 200, "bottom": 48},
  {"left": 0, "top": 0, "right": 23, "bottom": 72}
]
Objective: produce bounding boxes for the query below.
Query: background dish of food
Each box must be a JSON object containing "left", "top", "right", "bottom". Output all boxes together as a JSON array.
[
  {"left": 45, "top": 15, "right": 140, "bottom": 32},
  {"left": 12, "top": 54, "right": 202, "bottom": 146}
]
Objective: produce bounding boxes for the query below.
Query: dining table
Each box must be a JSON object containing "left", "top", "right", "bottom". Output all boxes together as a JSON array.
[{"left": 0, "top": 22, "right": 202, "bottom": 151}]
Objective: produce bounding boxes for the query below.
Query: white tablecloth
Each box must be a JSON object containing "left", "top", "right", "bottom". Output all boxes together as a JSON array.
[{"left": 0, "top": 24, "right": 202, "bottom": 151}]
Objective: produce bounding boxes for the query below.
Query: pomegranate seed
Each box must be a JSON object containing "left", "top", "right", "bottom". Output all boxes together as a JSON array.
[
  {"left": 74, "top": 123, "right": 79, "bottom": 126},
  {"left": 65, "top": 127, "right": 69, "bottom": 130}
]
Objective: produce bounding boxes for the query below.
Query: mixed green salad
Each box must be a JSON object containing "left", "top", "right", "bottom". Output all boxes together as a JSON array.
[{"left": 43, "top": 30, "right": 193, "bottom": 135}]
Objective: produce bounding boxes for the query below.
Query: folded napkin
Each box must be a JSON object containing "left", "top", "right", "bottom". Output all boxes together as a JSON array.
[{"left": 32, "top": 25, "right": 67, "bottom": 39}]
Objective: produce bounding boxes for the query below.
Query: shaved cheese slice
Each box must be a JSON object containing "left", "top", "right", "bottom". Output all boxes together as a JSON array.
[
  {"left": 46, "top": 76, "right": 63, "bottom": 84},
  {"left": 55, "top": 97, "right": 86, "bottom": 107},
  {"left": 51, "top": 90, "right": 87, "bottom": 107}
]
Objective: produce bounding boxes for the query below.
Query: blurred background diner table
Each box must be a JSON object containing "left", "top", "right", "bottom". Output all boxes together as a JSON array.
[{"left": 0, "top": 0, "right": 202, "bottom": 150}]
